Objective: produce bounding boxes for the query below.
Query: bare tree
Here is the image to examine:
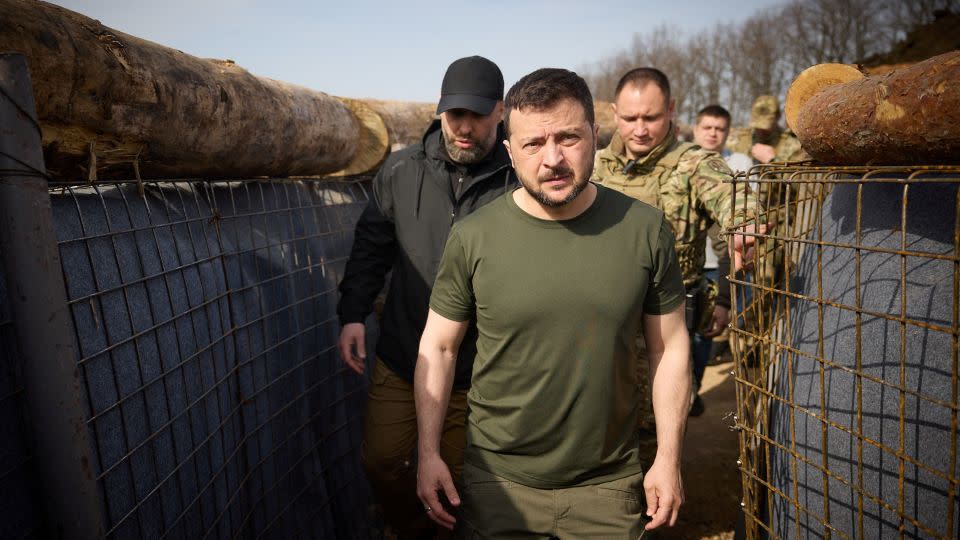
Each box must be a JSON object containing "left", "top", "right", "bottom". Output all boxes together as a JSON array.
[
  {"left": 686, "top": 26, "right": 730, "bottom": 113},
  {"left": 781, "top": 0, "right": 890, "bottom": 68},
  {"left": 882, "top": 0, "right": 959, "bottom": 38},
  {"left": 582, "top": 24, "right": 697, "bottom": 117},
  {"left": 582, "top": 0, "right": 955, "bottom": 128},
  {"left": 726, "top": 8, "right": 792, "bottom": 120}
]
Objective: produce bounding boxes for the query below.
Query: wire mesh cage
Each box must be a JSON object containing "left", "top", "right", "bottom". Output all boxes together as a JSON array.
[
  {"left": 730, "top": 164, "right": 960, "bottom": 540},
  {"left": 41, "top": 176, "right": 375, "bottom": 539}
]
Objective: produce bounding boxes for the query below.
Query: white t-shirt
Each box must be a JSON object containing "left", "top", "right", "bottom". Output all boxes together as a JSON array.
[{"left": 724, "top": 150, "right": 754, "bottom": 174}]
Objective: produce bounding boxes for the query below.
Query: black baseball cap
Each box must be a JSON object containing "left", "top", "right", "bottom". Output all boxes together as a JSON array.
[{"left": 436, "top": 56, "right": 504, "bottom": 116}]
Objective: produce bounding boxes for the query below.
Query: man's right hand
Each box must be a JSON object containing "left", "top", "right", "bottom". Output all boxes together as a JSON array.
[
  {"left": 338, "top": 322, "right": 367, "bottom": 374},
  {"left": 416, "top": 452, "right": 460, "bottom": 530},
  {"left": 750, "top": 143, "right": 776, "bottom": 164}
]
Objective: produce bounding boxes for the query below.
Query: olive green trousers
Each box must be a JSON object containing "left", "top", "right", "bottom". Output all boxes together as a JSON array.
[{"left": 454, "top": 463, "right": 650, "bottom": 539}]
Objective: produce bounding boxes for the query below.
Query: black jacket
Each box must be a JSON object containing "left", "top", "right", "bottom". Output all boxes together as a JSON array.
[{"left": 337, "top": 120, "right": 513, "bottom": 389}]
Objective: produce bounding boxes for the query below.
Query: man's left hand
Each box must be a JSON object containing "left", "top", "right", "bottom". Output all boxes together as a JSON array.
[
  {"left": 703, "top": 305, "right": 730, "bottom": 337},
  {"left": 643, "top": 458, "right": 684, "bottom": 530}
]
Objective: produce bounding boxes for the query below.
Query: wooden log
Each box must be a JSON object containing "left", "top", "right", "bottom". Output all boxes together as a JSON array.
[
  {"left": 363, "top": 99, "right": 437, "bottom": 149},
  {"left": 360, "top": 99, "right": 619, "bottom": 151},
  {"left": 327, "top": 98, "right": 389, "bottom": 176},
  {"left": 784, "top": 63, "right": 863, "bottom": 132},
  {"left": 594, "top": 100, "right": 617, "bottom": 149},
  {"left": 0, "top": 0, "right": 390, "bottom": 179},
  {"left": 792, "top": 51, "right": 960, "bottom": 165}
]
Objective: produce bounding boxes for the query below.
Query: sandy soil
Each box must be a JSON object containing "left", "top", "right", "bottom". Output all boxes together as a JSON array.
[{"left": 659, "top": 361, "right": 741, "bottom": 540}]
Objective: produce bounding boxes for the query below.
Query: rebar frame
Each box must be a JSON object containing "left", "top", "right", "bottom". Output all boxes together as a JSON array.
[{"left": 730, "top": 164, "right": 960, "bottom": 540}]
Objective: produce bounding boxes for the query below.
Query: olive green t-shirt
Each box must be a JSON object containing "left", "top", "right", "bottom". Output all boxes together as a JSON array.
[{"left": 429, "top": 184, "right": 685, "bottom": 488}]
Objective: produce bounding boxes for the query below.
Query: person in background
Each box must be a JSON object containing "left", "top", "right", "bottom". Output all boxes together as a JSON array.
[
  {"left": 592, "top": 68, "right": 762, "bottom": 431},
  {"left": 691, "top": 105, "right": 750, "bottom": 378},
  {"left": 726, "top": 95, "right": 806, "bottom": 165},
  {"left": 336, "top": 55, "right": 512, "bottom": 538},
  {"left": 693, "top": 104, "right": 752, "bottom": 172}
]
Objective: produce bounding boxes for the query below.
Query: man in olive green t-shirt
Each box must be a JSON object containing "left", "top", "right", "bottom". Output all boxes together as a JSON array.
[{"left": 413, "top": 68, "right": 693, "bottom": 538}]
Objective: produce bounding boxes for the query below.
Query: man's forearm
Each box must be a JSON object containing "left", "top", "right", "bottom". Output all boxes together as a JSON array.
[
  {"left": 649, "top": 336, "right": 691, "bottom": 463},
  {"left": 724, "top": 181, "right": 763, "bottom": 230},
  {"left": 414, "top": 343, "right": 458, "bottom": 457}
]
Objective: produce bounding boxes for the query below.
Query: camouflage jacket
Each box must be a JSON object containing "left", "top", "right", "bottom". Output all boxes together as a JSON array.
[{"left": 592, "top": 125, "right": 760, "bottom": 285}]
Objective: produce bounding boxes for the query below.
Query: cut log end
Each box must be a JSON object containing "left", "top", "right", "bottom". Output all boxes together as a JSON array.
[
  {"left": 784, "top": 63, "right": 864, "bottom": 131},
  {"left": 327, "top": 98, "right": 390, "bottom": 177}
]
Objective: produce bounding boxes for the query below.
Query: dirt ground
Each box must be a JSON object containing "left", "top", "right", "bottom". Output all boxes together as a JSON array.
[{"left": 660, "top": 360, "right": 741, "bottom": 540}]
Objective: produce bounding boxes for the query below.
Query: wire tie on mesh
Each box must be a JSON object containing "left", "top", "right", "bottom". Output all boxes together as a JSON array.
[
  {"left": 89, "top": 298, "right": 100, "bottom": 331},
  {"left": 87, "top": 141, "right": 97, "bottom": 183},
  {"left": 208, "top": 209, "right": 222, "bottom": 233},
  {"left": 133, "top": 145, "right": 144, "bottom": 197}
]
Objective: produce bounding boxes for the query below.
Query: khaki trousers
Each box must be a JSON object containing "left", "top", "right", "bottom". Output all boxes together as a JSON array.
[{"left": 362, "top": 358, "right": 468, "bottom": 538}]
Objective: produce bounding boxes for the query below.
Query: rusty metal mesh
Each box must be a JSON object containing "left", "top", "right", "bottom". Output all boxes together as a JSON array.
[
  {"left": 730, "top": 165, "right": 960, "bottom": 540},
  {"left": 46, "top": 177, "right": 375, "bottom": 538}
]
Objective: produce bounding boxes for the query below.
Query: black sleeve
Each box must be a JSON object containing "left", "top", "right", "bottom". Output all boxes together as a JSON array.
[
  {"left": 715, "top": 253, "right": 731, "bottom": 310},
  {"left": 707, "top": 221, "right": 731, "bottom": 309},
  {"left": 336, "top": 166, "right": 399, "bottom": 325}
]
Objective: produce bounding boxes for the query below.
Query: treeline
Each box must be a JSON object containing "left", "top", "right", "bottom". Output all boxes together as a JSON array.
[{"left": 582, "top": 0, "right": 957, "bottom": 125}]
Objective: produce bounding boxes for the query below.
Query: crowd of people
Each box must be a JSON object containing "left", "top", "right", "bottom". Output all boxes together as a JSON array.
[{"left": 337, "top": 55, "right": 797, "bottom": 539}]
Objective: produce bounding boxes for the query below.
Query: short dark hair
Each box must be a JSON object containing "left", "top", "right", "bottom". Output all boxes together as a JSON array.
[
  {"left": 613, "top": 67, "right": 671, "bottom": 103},
  {"left": 696, "top": 104, "right": 731, "bottom": 124},
  {"left": 504, "top": 68, "right": 594, "bottom": 137}
]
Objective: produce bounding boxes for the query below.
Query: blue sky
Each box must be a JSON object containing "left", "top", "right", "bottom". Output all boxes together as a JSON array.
[{"left": 51, "top": 0, "right": 785, "bottom": 102}]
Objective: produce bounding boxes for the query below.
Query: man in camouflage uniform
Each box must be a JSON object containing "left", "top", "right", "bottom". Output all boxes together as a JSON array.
[
  {"left": 727, "top": 96, "right": 809, "bottom": 364},
  {"left": 592, "top": 68, "right": 761, "bottom": 457},
  {"left": 726, "top": 95, "right": 806, "bottom": 164}
]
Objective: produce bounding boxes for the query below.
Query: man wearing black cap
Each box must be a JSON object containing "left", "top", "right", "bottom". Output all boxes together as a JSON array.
[{"left": 336, "top": 55, "right": 511, "bottom": 538}]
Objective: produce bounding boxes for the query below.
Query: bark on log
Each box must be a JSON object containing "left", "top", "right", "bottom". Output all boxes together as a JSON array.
[
  {"left": 792, "top": 51, "right": 960, "bottom": 165},
  {"left": 0, "top": 0, "right": 389, "bottom": 179}
]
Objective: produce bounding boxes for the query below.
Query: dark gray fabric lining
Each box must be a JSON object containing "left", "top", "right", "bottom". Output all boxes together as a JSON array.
[
  {"left": 26, "top": 179, "right": 376, "bottom": 538},
  {"left": 770, "top": 181, "right": 959, "bottom": 539}
]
